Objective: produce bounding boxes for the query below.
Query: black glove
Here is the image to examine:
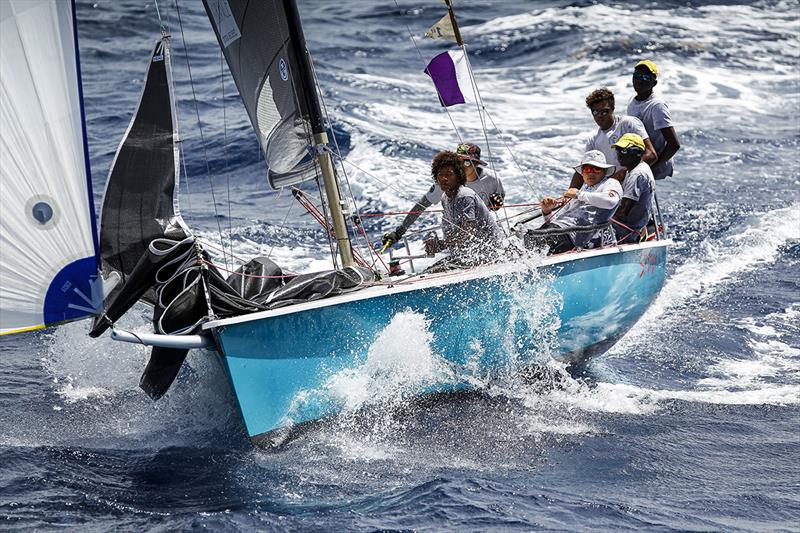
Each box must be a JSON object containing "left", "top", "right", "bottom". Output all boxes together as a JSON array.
[
  {"left": 489, "top": 193, "right": 504, "bottom": 210},
  {"left": 382, "top": 229, "right": 404, "bottom": 247}
]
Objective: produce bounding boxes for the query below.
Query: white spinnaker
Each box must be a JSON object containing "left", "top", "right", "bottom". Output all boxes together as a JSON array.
[{"left": 0, "top": 0, "right": 99, "bottom": 335}]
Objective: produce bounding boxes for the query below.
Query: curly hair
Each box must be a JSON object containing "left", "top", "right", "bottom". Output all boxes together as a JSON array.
[
  {"left": 431, "top": 150, "right": 467, "bottom": 186},
  {"left": 586, "top": 87, "right": 615, "bottom": 109}
]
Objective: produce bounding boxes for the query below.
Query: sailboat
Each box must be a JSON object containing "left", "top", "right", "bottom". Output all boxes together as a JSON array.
[{"left": 0, "top": 0, "right": 669, "bottom": 445}]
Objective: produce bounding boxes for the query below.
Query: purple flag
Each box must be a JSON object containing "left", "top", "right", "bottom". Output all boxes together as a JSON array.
[{"left": 424, "top": 50, "right": 471, "bottom": 107}]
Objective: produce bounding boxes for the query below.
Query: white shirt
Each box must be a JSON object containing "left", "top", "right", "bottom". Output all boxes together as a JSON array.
[
  {"left": 549, "top": 177, "right": 622, "bottom": 248},
  {"left": 585, "top": 115, "right": 649, "bottom": 170}
]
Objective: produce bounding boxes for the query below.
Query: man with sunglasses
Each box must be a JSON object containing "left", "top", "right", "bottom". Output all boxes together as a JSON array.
[
  {"left": 627, "top": 60, "right": 681, "bottom": 180},
  {"left": 611, "top": 133, "right": 656, "bottom": 243},
  {"left": 382, "top": 143, "right": 505, "bottom": 248},
  {"left": 528, "top": 150, "right": 622, "bottom": 254},
  {"left": 569, "top": 88, "right": 657, "bottom": 189}
]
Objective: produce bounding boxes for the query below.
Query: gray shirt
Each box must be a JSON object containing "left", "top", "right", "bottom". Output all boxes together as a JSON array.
[
  {"left": 627, "top": 93, "right": 674, "bottom": 180},
  {"left": 615, "top": 160, "right": 655, "bottom": 239},
  {"left": 441, "top": 186, "right": 503, "bottom": 250}
]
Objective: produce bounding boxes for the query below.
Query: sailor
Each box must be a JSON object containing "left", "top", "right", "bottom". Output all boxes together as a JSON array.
[
  {"left": 382, "top": 143, "right": 504, "bottom": 248},
  {"left": 569, "top": 88, "right": 657, "bottom": 189},
  {"left": 529, "top": 150, "right": 622, "bottom": 254},
  {"left": 626, "top": 60, "right": 681, "bottom": 180},
  {"left": 611, "top": 133, "right": 656, "bottom": 243},
  {"left": 423, "top": 150, "right": 503, "bottom": 264}
]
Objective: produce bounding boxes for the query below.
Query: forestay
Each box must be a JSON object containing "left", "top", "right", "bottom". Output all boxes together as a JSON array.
[
  {"left": 203, "top": 0, "right": 318, "bottom": 189},
  {"left": 0, "top": 0, "right": 100, "bottom": 335}
]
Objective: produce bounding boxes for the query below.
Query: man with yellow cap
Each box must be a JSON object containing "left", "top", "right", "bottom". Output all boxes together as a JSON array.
[
  {"left": 627, "top": 60, "right": 681, "bottom": 180},
  {"left": 612, "top": 133, "right": 656, "bottom": 243}
]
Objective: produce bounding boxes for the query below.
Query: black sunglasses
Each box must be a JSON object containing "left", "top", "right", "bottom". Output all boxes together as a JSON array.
[
  {"left": 633, "top": 72, "right": 655, "bottom": 82},
  {"left": 591, "top": 108, "right": 612, "bottom": 117},
  {"left": 616, "top": 146, "right": 643, "bottom": 156}
]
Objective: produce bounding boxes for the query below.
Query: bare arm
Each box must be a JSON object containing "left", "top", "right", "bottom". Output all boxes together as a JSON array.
[
  {"left": 642, "top": 137, "right": 657, "bottom": 166},
  {"left": 654, "top": 126, "right": 681, "bottom": 169},
  {"left": 616, "top": 197, "right": 635, "bottom": 218}
]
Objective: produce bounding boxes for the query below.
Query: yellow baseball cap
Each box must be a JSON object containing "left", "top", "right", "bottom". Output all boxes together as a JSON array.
[
  {"left": 635, "top": 60, "right": 659, "bottom": 77},
  {"left": 613, "top": 133, "right": 645, "bottom": 151}
]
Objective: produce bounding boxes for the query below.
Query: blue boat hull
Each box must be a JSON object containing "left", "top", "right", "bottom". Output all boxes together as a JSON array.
[{"left": 205, "top": 242, "right": 668, "bottom": 440}]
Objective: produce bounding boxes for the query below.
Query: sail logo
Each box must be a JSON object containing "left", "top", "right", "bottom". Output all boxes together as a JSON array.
[
  {"left": 32, "top": 202, "right": 53, "bottom": 225},
  {"left": 26, "top": 195, "right": 60, "bottom": 230},
  {"left": 208, "top": 0, "right": 242, "bottom": 48},
  {"left": 152, "top": 54, "right": 164, "bottom": 62},
  {"left": 279, "top": 58, "right": 289, "bottom": 81}
]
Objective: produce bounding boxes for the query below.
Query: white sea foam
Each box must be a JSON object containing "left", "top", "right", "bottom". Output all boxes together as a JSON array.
[
  {"left": 17, "top": 311, "right": 241, "bottom": 449},
  {"left": 291, "top": 310, "right": 455, "bottom": 419},
  {"left": 625, "top": 204, "right": 799, "bottom": 326}
]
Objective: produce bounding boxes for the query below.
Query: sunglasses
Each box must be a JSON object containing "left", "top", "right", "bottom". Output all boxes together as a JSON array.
[
  {"left": 582, "top": 165, "right": 604, "bottom": 174},
  {"left": 616, "top": 146, "right": 643, "bottom": 156},
  {"left": 633, "top": 72, "right": 655, "bottom": 82},
  {"left": 591, "top": 108, "right": 612, "bottom": 117}
]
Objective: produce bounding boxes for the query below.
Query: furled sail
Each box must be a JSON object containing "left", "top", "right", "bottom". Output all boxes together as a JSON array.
[
  {"left": 203, "top": 0, "right": 319, "bottom": 189},
  {"left": 0, "top": 0, "right": 101, "bottom": 335},
  {"left": 98, "top": 37, "right": 189, "bottom": 303}
]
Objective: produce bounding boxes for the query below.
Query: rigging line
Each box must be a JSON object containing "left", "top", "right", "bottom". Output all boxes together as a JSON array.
[
  {"left": 217, "top": 27, "right": 234, "bottom": 268},
  {"left": 313, "top": 165, "right": 338, "bottom": 268},
  {"left": 269, "top": 0, "right": 337, "bottom": 267},
  {"left": 156, "top": 0, "right": 194, "bottom": 215},
  {"left": 308, "top": 54, "right": 376, "bottom": 269},
  {"left": 460, "top": 45, "right": 511, "bottom": 236},
  {"left": 331, "top": 152, "right": 430, "bottom": 205},
  {"left": 481, "top": 105, "right": 537, "bottom": 195},
  {"left": 178, "top": 138, "right": 193, "bottom": 214},
  {"left": 460, "top": 59, "right": 537, "bottom": 199},
  {"left": 266, "top": 195, "right": 295, "bottom": 261},
  {"left": 153, "top": 0, "right": 167, "bottom": 33},
  {"left": 392, "top": 0, "right": 464, "bottom": 144},
  {"left": 173, "top": 0, "right": 230, "bottom": 271}
]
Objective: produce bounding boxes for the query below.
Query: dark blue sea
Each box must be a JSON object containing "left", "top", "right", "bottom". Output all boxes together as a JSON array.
[{"left": 2, "top": 0, "right": 799, "bottom": 530}]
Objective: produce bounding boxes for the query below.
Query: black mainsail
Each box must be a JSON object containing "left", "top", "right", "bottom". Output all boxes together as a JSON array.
[
  {"left": 204, "top": 0, "right": 318, "bottom": 189},
  {"left": 205, "top": 0, "right": 354, "bottom": 266},
  {"left": 98, "top": 37, "right": 188, "bottom": 298}
]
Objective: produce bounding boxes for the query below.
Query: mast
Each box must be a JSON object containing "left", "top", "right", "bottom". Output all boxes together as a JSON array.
[
  {"left": 283, "top": 0, "right": 354, "bottom": 268},
  {"left": 444, "top": 0, "right": 464, "bottom": 46}
]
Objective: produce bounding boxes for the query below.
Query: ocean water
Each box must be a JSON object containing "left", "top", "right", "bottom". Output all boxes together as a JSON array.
[{"left": 2, "top": 0, "right": 799, "bottom": 530}]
